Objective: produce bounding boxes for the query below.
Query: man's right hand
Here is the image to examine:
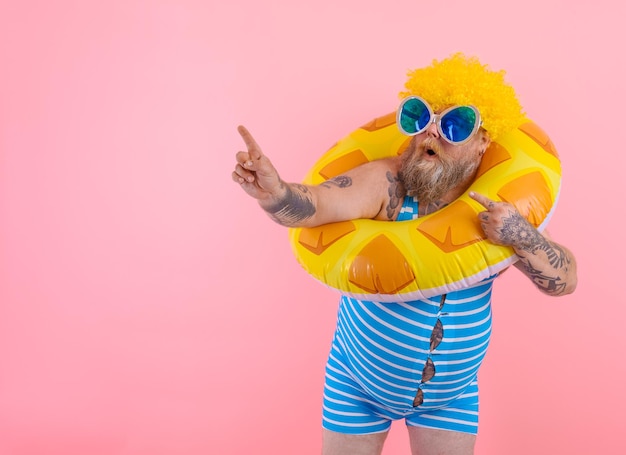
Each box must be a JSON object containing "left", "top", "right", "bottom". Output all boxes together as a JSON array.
[{"left": 232, "top": 125, "right": 283, "bottom": 201}]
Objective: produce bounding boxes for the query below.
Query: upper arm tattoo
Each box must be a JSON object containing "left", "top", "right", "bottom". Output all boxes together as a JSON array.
[
  {"left": 320, "top": 175, "right": 352, "bottom": 189},
  {"left": 386, "top": 171, "right": 403, "bottom": 219}
]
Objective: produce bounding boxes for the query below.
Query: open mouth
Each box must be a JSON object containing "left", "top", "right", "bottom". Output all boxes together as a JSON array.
[{"left": 426, "top": 148, "right": 437, "bottom": 156}]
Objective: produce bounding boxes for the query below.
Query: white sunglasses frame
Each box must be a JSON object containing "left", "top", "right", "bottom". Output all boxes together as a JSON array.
[{"left": 397, "top": 96, "right": 483, "bottom": 145}]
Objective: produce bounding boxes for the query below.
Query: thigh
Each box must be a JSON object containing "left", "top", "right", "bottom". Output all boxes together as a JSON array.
[
  {"left": 405, "top": 379, "right": 480, "bottom": 434},
  {"left": 407, "top": 426, "right": 476, "bottom": 455},
  {"left": 323, "top": 345, "right": 397, "bottom": 435},
  {"left": 322, "top": 428, "right": 389, "bottom": 455}
]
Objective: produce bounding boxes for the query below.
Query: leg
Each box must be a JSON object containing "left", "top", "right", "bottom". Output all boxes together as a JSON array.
[
  {"left": 322, "top": 428, "right": 389, "bottom": 455},
  {"left": 407, "top": 426, "right": 475, "bottom": 455}
]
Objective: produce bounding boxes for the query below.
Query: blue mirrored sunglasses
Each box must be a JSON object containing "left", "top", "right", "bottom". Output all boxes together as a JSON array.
[{"left": 397, "top": 96, "right": 482, "bottom": 145}]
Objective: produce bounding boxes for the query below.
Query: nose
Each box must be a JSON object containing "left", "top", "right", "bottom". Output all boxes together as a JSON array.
[{"left": 425, "top": 119, "right": 440, "bottom": 138}]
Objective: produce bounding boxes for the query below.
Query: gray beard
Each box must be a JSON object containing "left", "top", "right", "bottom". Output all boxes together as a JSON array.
[{"left": 399, "top": 145, "right": 479, "bottom": 205}]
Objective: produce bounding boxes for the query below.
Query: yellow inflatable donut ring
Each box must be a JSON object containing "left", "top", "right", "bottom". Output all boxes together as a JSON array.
[{"left": 288, "top": 112, "right": 562, "bottom": 302}]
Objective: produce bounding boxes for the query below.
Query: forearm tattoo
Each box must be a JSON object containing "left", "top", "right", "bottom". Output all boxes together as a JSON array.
[
  {"left": 499, "top": 210, "right": 572, "bottom": 295},
  {"left": 516, "top": 259, "right": 568, "bottom": 295},
  {"left": 264, "top": 182, "right": 316, "bottom": 226},
  {"left": 321, "top": 175, "right": 352, "bottom": 189},
  {"left": 386, "top": 172, "right": 404, "bottom": 219}
]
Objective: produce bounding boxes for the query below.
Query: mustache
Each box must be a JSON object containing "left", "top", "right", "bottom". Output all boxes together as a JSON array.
[
  {"left": 419, "top": 137, "right": 443, "bottom": 153},
  {"left": 402, "top": 137, "right": 446, "bottom": 169},
  {"left": 417, "top": 137, "right": 448, "bottom": 160}
]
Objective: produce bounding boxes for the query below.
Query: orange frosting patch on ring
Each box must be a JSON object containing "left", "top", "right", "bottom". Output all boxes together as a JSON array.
[
  {"left": 348, "top": 234, "right": 416, "bottom": 294},
  {"left": 319, "top": 150, "right": 370, "bottom": 179},
  {"left": 360, "top": 112, "right": 396, "bottom": 132},
  {"left": 497, "top": 172, "right": 553, "bottom": 227},
  {"left": 475, "top": 142, "right": 512, "bottom": 179},
  {"left": 417, "top": 200, "right": 485, "bottom": 253},
  {"left": 298, "top": 221, "right": 357, "bottom": 256},
  {"left": 519, "top": 122, "right": 559, "bottom": 158}
]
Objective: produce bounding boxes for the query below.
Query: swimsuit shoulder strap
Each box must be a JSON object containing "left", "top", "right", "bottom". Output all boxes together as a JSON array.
[{"left": 396, "top": 195, "right": 420, "bottom": 222}]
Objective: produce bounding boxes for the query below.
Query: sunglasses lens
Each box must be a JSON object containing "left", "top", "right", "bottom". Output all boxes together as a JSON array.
[
  {"left": 440, "top": 106, "right": 477, "bottom": 143},
  {"left": 399, "top": 98, "right": 431, "bottom": 135}
]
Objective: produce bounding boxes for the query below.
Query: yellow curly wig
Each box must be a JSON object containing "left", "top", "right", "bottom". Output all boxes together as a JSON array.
[{"left": 400, "top": 53, "right": 526, "bottom": 140}]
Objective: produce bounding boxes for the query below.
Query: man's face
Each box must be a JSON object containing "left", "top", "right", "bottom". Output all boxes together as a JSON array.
[{"left": 399, "top": 124, "right": 489, "bottom": 205}]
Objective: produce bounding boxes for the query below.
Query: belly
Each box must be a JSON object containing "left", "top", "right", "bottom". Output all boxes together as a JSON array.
[{"left": 334, "top": 278, "right": 494, "bottom": 411}]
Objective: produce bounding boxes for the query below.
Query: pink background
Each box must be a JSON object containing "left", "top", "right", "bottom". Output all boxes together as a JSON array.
[{"left": 1, "top": 1, "right": 623, "bottom": 454}]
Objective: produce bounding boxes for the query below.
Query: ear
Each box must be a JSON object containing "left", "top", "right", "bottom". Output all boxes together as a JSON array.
[{"left": 479, "top": 131, "right": 491, "bottom": 155}]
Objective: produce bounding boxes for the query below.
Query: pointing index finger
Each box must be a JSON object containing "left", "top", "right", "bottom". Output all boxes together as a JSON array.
[
  {"left": 237, "top": 125, "right": 263, "bottom": 160},
  {"left": 469, "top": 191, "right": 495, "bottom": 210}
]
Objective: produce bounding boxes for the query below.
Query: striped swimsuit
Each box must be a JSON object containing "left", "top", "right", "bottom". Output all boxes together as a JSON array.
[{"left": 322, "top": 196, "right": 495, "bottom": 435}]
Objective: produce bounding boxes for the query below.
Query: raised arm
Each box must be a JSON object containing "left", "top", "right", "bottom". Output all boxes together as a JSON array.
[
  {"left": 232, "top": 125, "right": 400, "bottom": 227},
  {"left": 469, "top": 191, "right": 577, "bottom": 296}
]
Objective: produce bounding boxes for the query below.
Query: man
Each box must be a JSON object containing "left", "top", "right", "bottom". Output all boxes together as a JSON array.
[{"left": 231, "top": 54, "right": 577, "bottom": 455}]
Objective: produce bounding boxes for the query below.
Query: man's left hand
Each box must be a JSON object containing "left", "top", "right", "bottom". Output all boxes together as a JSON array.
[{"left": 469, "top": 191, "right": 535, "bottom": 249}]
